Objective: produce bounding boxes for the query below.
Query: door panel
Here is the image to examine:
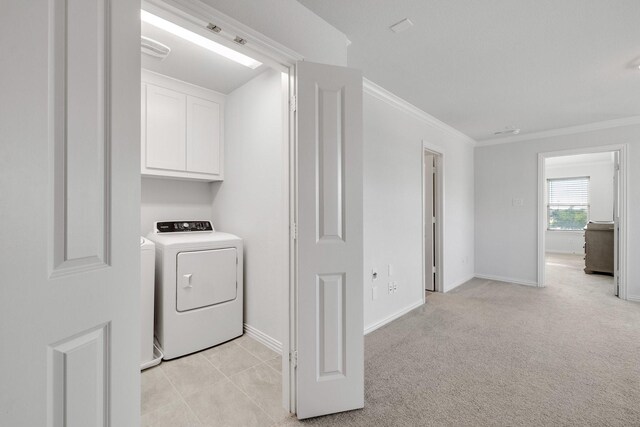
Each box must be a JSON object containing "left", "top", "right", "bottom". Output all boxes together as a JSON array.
[
  {"left": 0, "top": 0, "right": 141, "bottom": 425},
  {"left": 146, "top": 84, "right": 187, "bottom": 171},
  {"left": 295, "top": 61, "right": 364, "bottom": 419},
  {"left": 187, "top": 95, "right": 222, "bottom": 175},
  {"left": 613, "top": 151, "right": 620, "bottom": 296},
  {"left": 176, "top": 248, "right": 237, "bottom": 311}
]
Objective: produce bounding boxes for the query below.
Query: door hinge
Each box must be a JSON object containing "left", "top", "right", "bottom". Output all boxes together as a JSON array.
[
  {"left": 290, "top": 350, "right": 298, "bottom": 368},
  {"left": 289, "top": 95, "right": 297, "bottom": 112},
  {"left": 432, "top": 266, "right": 436, "bottom": 274},
  {"left": 432, "top": 216, "right": 436, "bottom": 224},
  {"left": 291, "top": 222, "right": 298, "bottom": 240}
]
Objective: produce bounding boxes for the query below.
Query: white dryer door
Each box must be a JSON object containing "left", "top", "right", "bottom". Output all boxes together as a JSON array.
[{"left": 176, "top": 248, "right": 237, "bottom": 312}]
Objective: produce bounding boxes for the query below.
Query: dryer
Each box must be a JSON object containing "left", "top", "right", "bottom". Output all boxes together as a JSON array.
[{"left": 147, "top": 220, "right": 243, "bottom": 360}]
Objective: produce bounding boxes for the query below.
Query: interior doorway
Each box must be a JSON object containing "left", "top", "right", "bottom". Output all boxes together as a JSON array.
[
  {"left": 537, "top": 145, "right": 627, "bottom": 299},
  {"left": 139, "top": 0, "right": 297, "bottom": 421},
  {"left": 422, "top": 146, "right": 443, "bottom": 294}
]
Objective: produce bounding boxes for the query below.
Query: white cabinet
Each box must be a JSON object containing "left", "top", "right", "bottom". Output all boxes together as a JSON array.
[{"left": 141, "top": 70, "right": 224, "bottom": 181}]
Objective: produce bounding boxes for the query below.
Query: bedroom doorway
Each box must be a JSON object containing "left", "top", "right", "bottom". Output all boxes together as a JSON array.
[
  {"left": 537, "top": 145, "right": 626, "bottom": 299},
  {"left": 423, "top": 146, "right": 443, "bottom": 294}
]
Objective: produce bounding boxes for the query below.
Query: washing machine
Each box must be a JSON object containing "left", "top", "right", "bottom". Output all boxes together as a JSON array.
[{"left": 147, "top": 220, "right": 243, "bottom": 360}]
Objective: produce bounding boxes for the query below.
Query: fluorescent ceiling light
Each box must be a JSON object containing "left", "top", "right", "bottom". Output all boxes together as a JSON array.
[{"left": 140, "top": 10, "right": 262, "bottom": 69}]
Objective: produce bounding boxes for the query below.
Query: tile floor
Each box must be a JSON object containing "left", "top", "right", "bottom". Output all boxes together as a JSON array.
[{"left": 141, "top": 335, "right": 291, "bottom": 427}]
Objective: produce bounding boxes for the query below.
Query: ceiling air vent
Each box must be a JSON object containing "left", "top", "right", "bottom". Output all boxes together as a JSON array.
[{"left": 141, "top": 36, "right": 171, "bottom": 60}]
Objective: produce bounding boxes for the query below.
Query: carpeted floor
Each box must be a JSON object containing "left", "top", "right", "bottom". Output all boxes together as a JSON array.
[{"left": 278, "top": 254, "right": 640, "bottom": 426}]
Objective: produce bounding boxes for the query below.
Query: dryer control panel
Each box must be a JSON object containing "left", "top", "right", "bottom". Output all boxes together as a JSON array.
[{"left": 155, "top": 221, "right": 214, "bottom": 233}]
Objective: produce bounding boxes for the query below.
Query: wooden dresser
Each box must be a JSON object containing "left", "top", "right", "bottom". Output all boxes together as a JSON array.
[{"left": 584, "top": 221, "right": 614, "bottom": 275}]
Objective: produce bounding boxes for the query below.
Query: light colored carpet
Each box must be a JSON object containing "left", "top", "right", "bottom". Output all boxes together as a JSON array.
[{"left": 278, "top": 254, "right": 640, "bottom": 426}]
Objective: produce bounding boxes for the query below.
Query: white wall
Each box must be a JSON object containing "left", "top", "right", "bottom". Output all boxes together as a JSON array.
[
  {"left": 545, "top": 154, "right": 615, "bottom": 254},
  {"left": 363, "top": 87, "right": 475, "bottom": 332},
  {"left": 474, "top": 124, "right": 640, "bottom": 299},
  {"left": 210, "top": 69, "right": 286, "bottom": 345},
  {"left": 201, "top": 0, "right": 348, "bottom": 66},
  {"left": 141, "top": 178, "right": 213, "bottom": 235}
]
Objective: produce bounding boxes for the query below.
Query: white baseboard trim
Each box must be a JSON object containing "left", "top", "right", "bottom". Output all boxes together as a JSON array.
[
  {"left": 626, "top": 295, "right": 640, "bottom": 303},
  {"left": 546, "top": 250, "right": 582, "bottom": 255},
  {"left": 443, "top": 274, "right": 476, "bottom": 293},
  {"left": 474, "top": 274, "right": 539, "bottom": 287},
  {"left": 364, "top": 299, "right": 424, "bottom": 335},
  {"left": 243, "top": 323, "right": 282, "bottom": 354}
]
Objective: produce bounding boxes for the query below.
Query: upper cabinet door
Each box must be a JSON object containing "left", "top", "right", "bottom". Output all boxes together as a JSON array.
[
  {"left": 145, "top": 83, "right": 187, "bottom": 171},
  {"left": 187, "top": 95, "right": 223, "bottom": 176}
]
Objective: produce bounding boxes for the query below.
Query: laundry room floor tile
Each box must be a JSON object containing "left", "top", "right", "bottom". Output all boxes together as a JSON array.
[
  {"left": 161, "top": 353, "right": 225, "bottom": 397},
  {"left": 266, "top": 355, "right": 282, "bottom": 373},
  {"left": 183, "top": 378, "right": 271, "bottom": 427},
  {"left": 141, "top": 366, "right": 182, "bottom": 414},
  {"left": 202, "top": 339, "right": 262, "bottom": 377},
  {"left": 231, "top": 363, "right": 290, "bottom": 423},
  {"left": 235, "top": 335, "right": 279, "bottom": 361},
  {"left": 141, "top": 399, "right": 201, "bottom": 427},
  {"left": 141, "top": 336, "right": 288, "bottom": 425}
]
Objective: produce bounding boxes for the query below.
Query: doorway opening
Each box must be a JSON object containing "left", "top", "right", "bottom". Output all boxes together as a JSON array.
[
  {"left": 422, "top": 145, "right": 444, "bottom": 295},
  {"left": 139, "top": 0, "right": 297, "bottom": 422},
  {"left": 537, "top": 145, "right": 627, "bottom": 299}
]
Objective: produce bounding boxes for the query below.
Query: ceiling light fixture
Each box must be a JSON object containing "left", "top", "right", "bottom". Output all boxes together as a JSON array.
[
  {"left": 390, "top": 18, "right": 414, "bottom": 33},
  {"left": 494, "top": 127, "right": 521, "bottom": 136},
  {"left": 140, "top": 10, "right": 262, "bottom": 69}
]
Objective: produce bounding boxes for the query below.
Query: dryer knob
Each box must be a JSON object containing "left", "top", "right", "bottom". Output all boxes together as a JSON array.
[{"left": 182, "top": 222, "right": 189, "bottom": 228}]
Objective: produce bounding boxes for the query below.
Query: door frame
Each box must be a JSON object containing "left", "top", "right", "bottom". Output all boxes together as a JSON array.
[
  {"left": 142, "top": 0, "right": 303, "bottom": 412},
  {"left": 422, "top": 141, "right": 444, "bottom": 298},
  {"left": 536, "top": 144, "right": 628, "bottom": 299}
]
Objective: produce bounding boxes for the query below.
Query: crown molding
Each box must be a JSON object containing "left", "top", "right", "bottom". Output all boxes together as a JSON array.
[
  {"left": 477, "top": 116, "right": 640, "bottom": 147},
  {"left": 363, "top": 78, "right": 476, "bottom": 146}
]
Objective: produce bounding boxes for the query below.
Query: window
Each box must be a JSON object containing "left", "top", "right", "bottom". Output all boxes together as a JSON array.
[{"left": 547, "top": 177, "right": 589, "bottom": 230}]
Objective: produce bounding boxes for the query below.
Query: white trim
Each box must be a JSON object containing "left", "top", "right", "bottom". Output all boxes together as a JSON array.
[
  {"left": 626, "top": 295, "right": 640, "bottom": 303},
  {"left": 537, "top": 144, "right": 628, "bottom": 300},
  {"left": 474, "top": 274, "right": 538, "bottom": 287},
  {"left": 478, "top": 116, "right": 640, "bottom": 146},
  {"left": 363, "top": 79, "right": 476, "bottom": 146},
  {"left": 243, "top": 323, "right": 283, "bottom": 354},
  {"left": 364, "top": 300, "right": 424, "bottom": 335},
  {"left": 443, "top": 273, "right": 476, "bottom": 293}
]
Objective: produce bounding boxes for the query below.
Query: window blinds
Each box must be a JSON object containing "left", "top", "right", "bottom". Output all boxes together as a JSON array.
[{"left": 548, "top": 177, "right": 589, "bottom": 205}]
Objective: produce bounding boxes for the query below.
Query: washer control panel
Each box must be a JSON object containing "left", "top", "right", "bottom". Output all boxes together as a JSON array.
[{"left": 156, "top": 221, "right": 213, "bottom": 233}]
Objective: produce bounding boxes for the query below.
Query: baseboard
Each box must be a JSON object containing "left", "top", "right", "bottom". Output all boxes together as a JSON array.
[
  {"left": 626, "top": 295, "right": 640, "bottom": 303},
  {"left": 243, "top": 323, "right": 282, "bottom": 354},
  {"left": 364, "top": 300, "right": 424, "bottom": 335},
  {"left": 474, "top": 274, "right": 539, "bottom": 287},
  {"left": 443, "top": 273, "right": 476, "bottom": 293},
  {"left": 546, "top": 250, "right": 582, "bottom": 255}
]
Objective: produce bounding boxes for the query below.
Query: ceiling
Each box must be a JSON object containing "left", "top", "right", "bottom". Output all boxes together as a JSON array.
[
  {"left": 297, "top": 0, "right": 640, "bottom": 141},
  {"left": 141, "top": 21, "right": 266, "bottom": 94}
]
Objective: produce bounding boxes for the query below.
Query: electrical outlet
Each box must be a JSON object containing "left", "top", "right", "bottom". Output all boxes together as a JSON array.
[
  {"left": 388, "top": 282, "right": 393, "bottom": 294},
  {"left": 393, "top": 281, "right": 398, "bottom": 292}
]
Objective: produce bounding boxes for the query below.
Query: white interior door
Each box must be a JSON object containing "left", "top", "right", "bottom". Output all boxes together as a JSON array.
[
  {"left": 0, "top": 1, "right": 141, "bottom": 426},
  {"left": 295, "top": 61, "right": 364, "bottom": 419},
  {"left": 424, "top": 153, "right": 435, "bottom": 292}
]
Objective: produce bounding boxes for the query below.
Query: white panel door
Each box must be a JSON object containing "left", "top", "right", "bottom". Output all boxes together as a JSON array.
[
  {"left": 145, "top": 83, "right": 187, "bottom": 171},
  {"left": 0, "top": 0, "right": 140, "bottom": 426},
  {"left": 613, "top": 151, "right": 620, "bottom": 296},
  {"left": 187, "top": 95, "right": 222, "bottom": 176},
  {"left": 295, "top": 61, "right": 364, "bottom": 419}
]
